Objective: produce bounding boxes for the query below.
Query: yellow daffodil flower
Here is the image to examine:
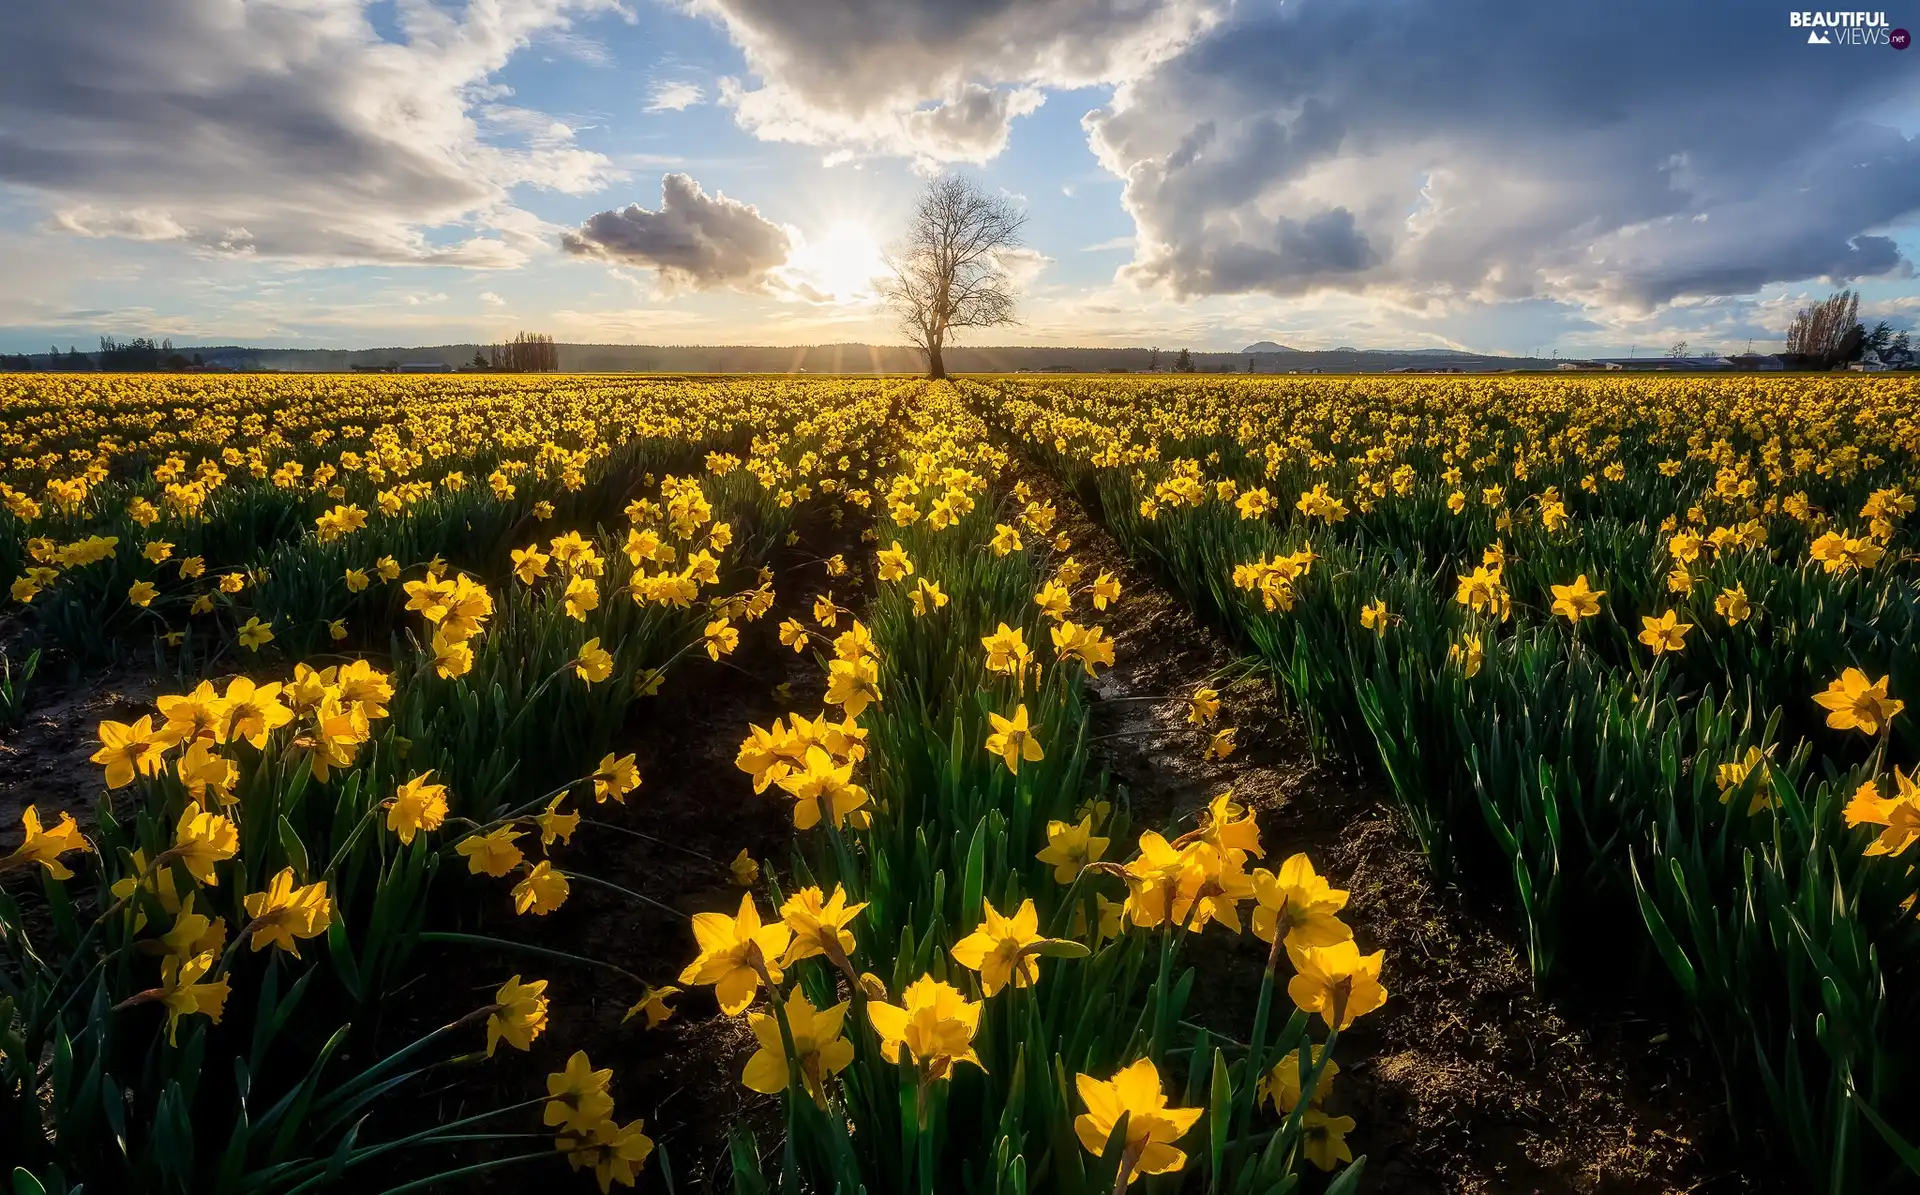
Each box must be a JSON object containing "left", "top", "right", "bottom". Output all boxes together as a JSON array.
[
  {"left": 1073, "top": 1058, "right": 1202, "bottom": 1183},
  {"left": 678, "top": 893, "right": 790, "bottom": 1015}
]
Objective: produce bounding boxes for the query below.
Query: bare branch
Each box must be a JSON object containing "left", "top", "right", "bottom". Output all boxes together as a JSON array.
[
  {"left": 879, "top": 175, "right": 1027, "bottom": 379},
  {"left": 1785, "top": 288, "right": 1864, "bottom": 368}
]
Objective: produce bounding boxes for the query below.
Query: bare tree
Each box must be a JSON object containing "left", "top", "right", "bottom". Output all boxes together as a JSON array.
[
  {"left": 489, "top": 332, "right": 559, "bottom": 372},
  {"left": 1786, "top": 289, "right": 1862, "bottom": 368},
  {"left": 881, "top": 176, "right": 1027, "bottom": 379}
]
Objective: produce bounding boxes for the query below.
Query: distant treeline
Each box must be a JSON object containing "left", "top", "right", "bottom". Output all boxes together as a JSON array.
[
  {"left": 1, "top": 338, "right": 241, "bottom": 372},
  {"left": 2, "top": 346, "right": 96, "bottom": 371},
  {"left": 24, "top": 340, "right": 1868, "bottom": 376},
  {"left": 3, "top": 342, "right": 1261, "bottom": 373},
  {"left": 0, "top": 341, "right": 1565, "bottom": 375}
]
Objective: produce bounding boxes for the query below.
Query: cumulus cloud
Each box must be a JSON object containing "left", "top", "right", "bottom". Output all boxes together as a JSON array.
[
  {"left": 50, "top": 207, "right": 191, "bottom": 242},
  {"left": 560, "top": 173, "right": 793, "bottom": 291},
  {"left": 724, "top": 78, "right": 1046, "bottom": 165},
  {"left": 646, "top": 80, "right": 706, "bottom": 112},
  {"left": 1087, "top": 0, "right": 1920, "bottom": 311},
  {"left": 687, "top": 0, "right": 1219, "bottom": 161},
  {"left": 0, "top": 0, "right": 627, "bottom": 266},
  {"left": 993, "top": 246, "right": 1053, "bottom": 288}
]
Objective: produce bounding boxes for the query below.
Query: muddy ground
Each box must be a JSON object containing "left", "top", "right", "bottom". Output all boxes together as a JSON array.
[
  {"left": 0, "top": 657, "right": 165, "bottom": 831},
  {"left": 443, "top": 599, "right": 819, "bottom": 1188},
  {"left": 422, "top": 520, "right": 861, "bottom": 1189}
]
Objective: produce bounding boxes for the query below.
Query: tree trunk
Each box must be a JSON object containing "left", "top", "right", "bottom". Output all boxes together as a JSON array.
[{"left": 926, "top": 337, "right": 946, "bottom": 380}]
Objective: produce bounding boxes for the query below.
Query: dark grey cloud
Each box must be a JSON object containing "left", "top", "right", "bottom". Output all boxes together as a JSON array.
[
  {"left": 1087, "top": 0, "right": 1920, "bottom": 308},
  {"left": 0, "top": 0, "right": 621, "bottom": 265},
  {"left": 561, "top": 173, "right": 792, "bottom": 290},
  {"left": 687, "top": 0, "right": 1216, "bottom": 160}
]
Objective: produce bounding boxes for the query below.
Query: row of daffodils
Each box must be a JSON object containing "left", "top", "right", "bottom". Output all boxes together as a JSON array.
[
  {"left": 987, "top": 371, "right": 1919, "bottom": 1193},
  {"left": 0, "top": 376, "right": 907, "bottom": 1192},
  {"left": 648, "top": 384, "right": 1386, "bottom": 1193}
]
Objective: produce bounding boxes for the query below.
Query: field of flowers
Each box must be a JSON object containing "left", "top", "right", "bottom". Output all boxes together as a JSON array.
[
  {"left": 987, "top": 372, "right": 1920, "bottom": 1192},
  {"left": 0, "top": 369, "right": 1914, "bottom": 1194}
]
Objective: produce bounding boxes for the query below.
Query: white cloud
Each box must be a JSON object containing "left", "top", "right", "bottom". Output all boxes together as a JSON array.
[
  {"left": 482, "top": 106, "right": 583, "bottom": 150},
  {"left": 539, "top": 29, "right": 616, "bottom": 67},
  {"left": 50, "top": 207, "right": 191, "bottom": 242},
  {"left": 561, "top": 173, "right": 794, "bottom": 291},
  {"left": 687, "top": 0, "right": 1221, "bottom": 162},
  {"left": 646, "top": 80, "right": 706, "bottom": 112},
  {"left": 0, "top": 0, "right": 626, "bottom": 266},
  {"left": 722, "top": 79, "right": 1046, "bottom": 166},
  {"left": 478, "top": 291, "right": 506, "bottom": 306},
  {"left": 994, "top": 246, "right": 1052, "bottom": 288}
]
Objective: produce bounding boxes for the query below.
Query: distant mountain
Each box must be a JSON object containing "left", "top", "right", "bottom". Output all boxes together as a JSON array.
[{"left": 1242, "top": 342, "right": 1478, "bottom": 357}]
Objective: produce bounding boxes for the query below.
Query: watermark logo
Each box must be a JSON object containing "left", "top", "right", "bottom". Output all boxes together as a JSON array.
[{"left": 1789, "top": 11, "right": 1903, "bottom": 45}]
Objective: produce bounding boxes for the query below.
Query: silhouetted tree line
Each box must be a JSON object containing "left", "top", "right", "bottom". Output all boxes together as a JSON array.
[
  {"left": 483, "top": 331, "right": 559, "bottom": 372},
  {"left": 98, "top": 336, "right": 188, "bottom": 371},
  {"left": 0, "top": 339, "right": 211, "bottom": 372},
  {"left": 0, "top": 347, "right": 95, "bottom": 371}
]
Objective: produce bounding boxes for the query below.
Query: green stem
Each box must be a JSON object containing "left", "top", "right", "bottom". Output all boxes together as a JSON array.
[
  {"left": 1046, "top": 868, "right": 1090, "bottom": 940},
  {"left": 759, "top": 958, "right": 805, "bottom": 1182},
  {"left": 488, "top": 660, "right": 573, "bottom": 747},
  {"left": 277, "top": 1096, "right": 552, "bottom": 1192},
  {"left": 1149, "top": 901, "right": 1200, "bottom": 1062},
  {"left": 436, "top": 774, "right": 588, "bottom": 857},
  {"left": 417, "top": 931, "right": 646, "bottom": 984},
  {"left": 580, "top": 818, "right": 720, "bottom": 865},
  {"left": 304, "top": 1009, "right": 499, "bottom": 1124},
  {"left": 915, "top": 1080, "right": 936, "bottom": 1195},
  {"left": 564, "top": 870, "right": 688, "bottom": 921},
  {"left": 321, "top": 803, "right": 385, "bottom": 881},
  {"left": 1274, "top": 1025, "right": 1341, "bottom": 1161},
  {"left": 371, "top": 1151, "right": 555, "bottom": 1195},
  {"left": 1234, "top": 948, "right": 1280, "bottom": 1146}
]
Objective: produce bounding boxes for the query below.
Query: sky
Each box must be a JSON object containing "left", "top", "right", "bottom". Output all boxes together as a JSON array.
[{"left": 1, "top": 0, "right": 1918, "bottom": 357}]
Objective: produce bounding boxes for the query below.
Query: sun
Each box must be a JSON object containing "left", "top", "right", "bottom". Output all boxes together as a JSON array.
[{"left": 791, "top": 221, "right": 889, "bottom": 304}]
